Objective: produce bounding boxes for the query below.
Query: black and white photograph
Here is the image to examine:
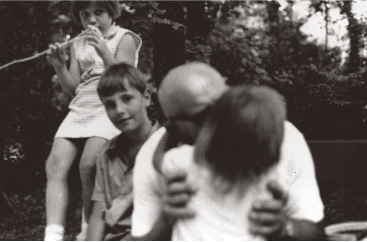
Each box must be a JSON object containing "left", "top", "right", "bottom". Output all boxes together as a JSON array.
[{"left": 1, "top": 0, "right": 367, "bottom": 240}]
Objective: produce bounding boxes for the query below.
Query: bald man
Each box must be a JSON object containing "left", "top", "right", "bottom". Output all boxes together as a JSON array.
[
  {"left": 158, "top": 62, "right": 228, "bottom": 145},
  {"left": 131, "top": 62, "right": 325, "bottom": 240}
]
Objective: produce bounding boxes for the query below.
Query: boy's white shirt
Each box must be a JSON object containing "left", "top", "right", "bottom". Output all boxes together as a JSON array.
[{"left": 132, "top": 122, "right": 324, "bottom": 239}]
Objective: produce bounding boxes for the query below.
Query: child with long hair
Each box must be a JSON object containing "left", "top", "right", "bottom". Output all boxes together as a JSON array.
[
  {"left": 161, "top": 85, "right": 286, "bottom": 240},
  {"left": 45, "top": 1, "right": 141, "bottom": 240}
]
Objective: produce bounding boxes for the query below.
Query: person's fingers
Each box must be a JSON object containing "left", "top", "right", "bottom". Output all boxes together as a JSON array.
[
  {"left": 87, "top": 26, "right": 103, "bottom": 39},
  {"left": 166, "top": 182, "right": 194, "bottom": 195},
  {"left": 85, "top": 34, "right": 97, "bottom": 42},
  {"left": 47, "top": 44, "right": 60, "bottom": 62},
  {"left": 86, "top": 34, "right": 102, "bottom": 48},
  {"left": 163, "top": 193, "right": 191, "bottom": 206},
  {"left": 162, "top": 205, "right": 196, "bottom": 219},
  {"left": 252, "top": 199, "right": 283, "bottom": 213},
  {"left": 266, "top": 180, "right": 287, "bottom": 203},
  {"left": 165, "top": 170, "right": 187, "bottom": 183},
  {"left": 88, "top": 25, "right": 99, "bottom": 32},
  {"left": 51, "top": 42, "right": 66, "bottom": 57},
  {"left": 89, "top": 25, "right": 103, "bottom": 37},
  {"left": 55, "top": 42, "right": 63, "bottom": 51},
  {"left": 48, "top": 44, "right": 56, "bottom": 50},
  {"left": 249, "top": 223, "right": 281, "bottom": 236},
  {"left": 87, "top": 25, "right": 96, "bottom": 32},
  {"left": 48, "top": 44, "right": 59, "bottom": 55},
  {"left": 248, "top": 210, "right": 280, "bottom": 225}
]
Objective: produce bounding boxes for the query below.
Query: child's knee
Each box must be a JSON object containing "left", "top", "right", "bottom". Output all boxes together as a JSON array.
[
  {"left": 79, "top": 159, "right": 96, "bottom": 178},
  {"left": 45, "top": 155, "right": 70, "bottom": 180}
]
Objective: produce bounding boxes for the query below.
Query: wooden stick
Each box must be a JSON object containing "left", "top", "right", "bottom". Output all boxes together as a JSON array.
[{"left": 0, "top": 29, "right": 89, "bottom": 71}]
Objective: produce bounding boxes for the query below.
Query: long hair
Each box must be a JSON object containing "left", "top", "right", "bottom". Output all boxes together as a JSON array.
[
  {"left": 194, "top": 85, "right": 286, "bottom": 191},
  {"left": 98, "top": 62, "right": 147, "bottom": 98},
  {"left": 71, "top": 0, "right": 121, "bottom": 23}
]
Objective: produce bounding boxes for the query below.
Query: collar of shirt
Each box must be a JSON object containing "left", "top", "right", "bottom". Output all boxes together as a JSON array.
[
  {"left": 103, "top": 23, "right": 119, "bottom": 40},
  {"left": 106, "top": 121, "right": 160, "bottom": 169}
]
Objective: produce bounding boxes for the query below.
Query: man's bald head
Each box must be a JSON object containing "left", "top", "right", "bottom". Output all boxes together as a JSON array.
[
  {"left": 158, "top": 62, "right": 228, "bottom": 144},
  {"left": 158, "top": 62, "right": 228, "bottom": 119}
]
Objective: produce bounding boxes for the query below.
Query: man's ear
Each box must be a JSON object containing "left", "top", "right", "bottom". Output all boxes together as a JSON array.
[{"left": 144, "top": 88, "right": 152, "bottom": 107}]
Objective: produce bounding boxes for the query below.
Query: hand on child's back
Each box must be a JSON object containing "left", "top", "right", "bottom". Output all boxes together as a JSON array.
[
  {"left": 162, "top": 170, "right": 196, "bottom": 222},
  {"left": 248, "top": 180, "right": 288, "bottom": 238},
  {"left": 161, "top": 145, "right": 197, "bottom": 221}
]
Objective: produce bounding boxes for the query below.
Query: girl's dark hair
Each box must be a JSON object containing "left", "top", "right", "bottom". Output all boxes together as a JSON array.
[
  {"left": 71, "top": 0, "right": 121, "bottom": 23},
  {"left": 194, "top": 85, "right": 286, "bottom": 190},
  {"left": 98, "top": 63, "right": 147, "bottom": 97}
]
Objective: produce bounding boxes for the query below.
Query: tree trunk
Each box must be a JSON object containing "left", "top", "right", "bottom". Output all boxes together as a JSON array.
[
  {"left": 186, "top": 1, "right": 211, "bottom": 40},
  {"left": 324, "top": 4, "right": 329, "bottom": 50},
  {"left": 266, "top": 1, "right": 281, "bottom": 75},
  {"left": 340, "top": 1, "right": 361, "bottom": 73}
]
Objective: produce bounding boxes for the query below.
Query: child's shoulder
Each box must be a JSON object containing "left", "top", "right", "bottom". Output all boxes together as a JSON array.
[
  {"left": 98, "top": 135, "right": 122, "bottom": 158},
  {"left": 115, "top": 26, "right": 142, "bottom": 48}
]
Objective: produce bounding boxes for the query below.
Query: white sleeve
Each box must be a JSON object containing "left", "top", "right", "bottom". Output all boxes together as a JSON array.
[
  {"left": 132, "top": 127, "right": 166, "bottom": 237},
  {"left": 161, "top": 145, "right": 194, "bottom": 177},
  {"left": 281, "top": 122, "right": 324, "bottom": 223}
]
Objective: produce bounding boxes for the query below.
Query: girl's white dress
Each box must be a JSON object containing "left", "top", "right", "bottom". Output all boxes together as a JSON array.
[{"left": 54, "top": 25, "right": 142, "bottom": 140}]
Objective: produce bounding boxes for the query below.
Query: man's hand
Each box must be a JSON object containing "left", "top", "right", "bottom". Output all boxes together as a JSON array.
[
  {"left": 249, "top": 180, "right": 288, "bottom": 239},
  {"left": 162, "top": 170, "right": 196, "bottom": 224}
]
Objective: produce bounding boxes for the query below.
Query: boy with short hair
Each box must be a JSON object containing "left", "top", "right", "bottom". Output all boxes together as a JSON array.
[{"left": 86, "top": 63, "right": 159, "bottom": 240}]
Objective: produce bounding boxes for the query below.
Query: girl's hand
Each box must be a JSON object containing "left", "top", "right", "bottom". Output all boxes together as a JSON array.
[
  {"left": 85, "top": 25, "right": 109, "bottom": 58},
  {"left": 47, "top": 42, "right": 68, "bottom": 70}
]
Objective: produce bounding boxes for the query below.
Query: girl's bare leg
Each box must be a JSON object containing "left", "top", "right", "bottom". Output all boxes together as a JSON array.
[
  {"left": 78, "top": 137, "right": 108, "bottom": 239},
  {"left": 45, "top": 138, "right": 81, "bottom": 240}
]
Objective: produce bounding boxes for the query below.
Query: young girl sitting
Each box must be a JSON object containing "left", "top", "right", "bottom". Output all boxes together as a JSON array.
[
  {"left": 45, "top": 1, "right": 141, "bottom": 240},
  {"left": 161, "top": 85, "right": 286, "bottom": 240}
]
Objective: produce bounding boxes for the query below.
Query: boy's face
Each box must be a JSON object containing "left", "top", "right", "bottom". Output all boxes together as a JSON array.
[
  {"left": 101, "top": 81, "right": 150, "bottom": 134},
  {"left": 79, "top": 3, "right": 112, "bottom": 36}
]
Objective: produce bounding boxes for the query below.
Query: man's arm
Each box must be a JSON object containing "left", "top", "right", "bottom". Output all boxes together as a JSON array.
[
  {"left": 160, "top": 167, "right": 325, "bottom": 241},
  {"left": 132, "top": 128, "right": 174, "bottom": 240},
  {"left": 152, "top": 132, "right": 196, "bottom": 220},
  {"left": 248, "top": 181, "right": 325, "bottom": 241},
  {"left": 249, "top": 122, "right": 325, "bottom": 240},
  {"left": 161, "top": 170, "right": 196, "bottom": 219},
  {"left": 132, "top": 213, "right": 172, "bottom": 241},
  {"left": 133, "top": 144, "right": 196, "bottom": 241}
]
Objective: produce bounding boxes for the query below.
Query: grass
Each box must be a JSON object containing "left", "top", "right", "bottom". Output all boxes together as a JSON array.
[
  {"left": 1, "top": 182, "right": 367, "bottom": 240},
  {"left": 0, "top": 187, "right": 82, "bottom": 241}
]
